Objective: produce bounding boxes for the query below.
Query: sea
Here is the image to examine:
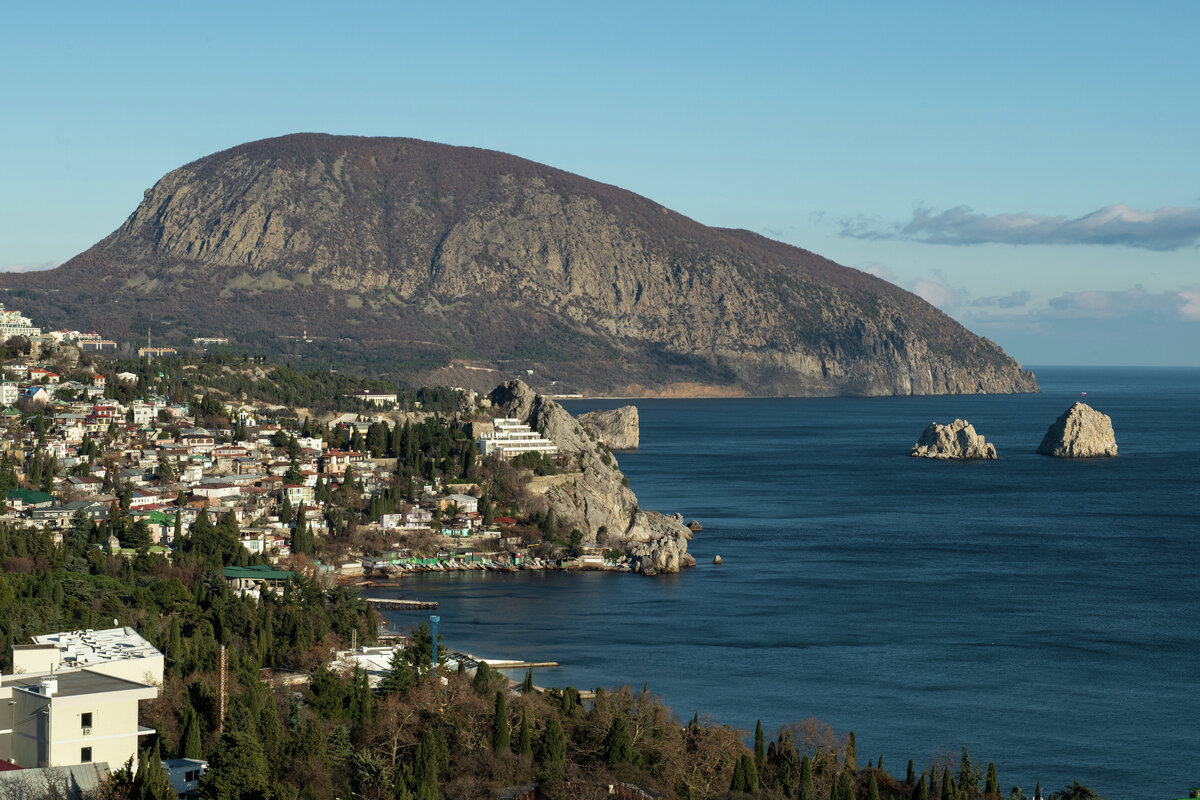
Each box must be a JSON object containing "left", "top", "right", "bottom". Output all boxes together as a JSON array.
[{"left": 366, "top": 366, "right": 1200, "bottom": 800}]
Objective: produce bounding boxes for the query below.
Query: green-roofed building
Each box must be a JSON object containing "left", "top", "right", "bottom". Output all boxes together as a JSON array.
[
  {"left": 6, "top": 488, "right": 56, "bottom": 510},
  {"left": 223, "top": 565, "right": 295, "bottom": 594}
]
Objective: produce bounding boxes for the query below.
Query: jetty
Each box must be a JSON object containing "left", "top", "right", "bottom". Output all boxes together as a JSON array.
[
  {"left": 364, "top": 597, "right": 439, "bottom": 611},
  {"left": 448, "top": 650, "right": 560, "bottom": 670}
]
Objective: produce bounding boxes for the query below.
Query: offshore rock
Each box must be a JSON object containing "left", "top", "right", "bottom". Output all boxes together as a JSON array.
[
  {"left": 489, "top": 380, "right": 693, "bottom": 573},
  {"left": 687, "top": 520, "right": 703, "bottom": 532},
  {"left": 578, "top": 406, "right": 640, "bottom": 450},
  {"left": 1037, "top": 402, "right": 1118, "bottom": 458},
  {"left": 910, "top": 419, "right": 998, "bottom": 460}
]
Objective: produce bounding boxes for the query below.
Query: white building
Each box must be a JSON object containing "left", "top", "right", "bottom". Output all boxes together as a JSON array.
[
  {"left": 0, "top": 627, "right": 163, "bottom": 771},
  {"left": 475, "top": 418, "right": 559, "bottom": 458}
]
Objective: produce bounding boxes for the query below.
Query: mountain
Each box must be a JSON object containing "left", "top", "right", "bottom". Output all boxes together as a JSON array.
[{"left": 2, "top": 133, "right": 1038, "bottom": 396}]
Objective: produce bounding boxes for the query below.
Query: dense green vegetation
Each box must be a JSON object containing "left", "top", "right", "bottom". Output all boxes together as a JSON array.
[{"left": 0, "top": 523, "right": 1103, "bottom": 800}]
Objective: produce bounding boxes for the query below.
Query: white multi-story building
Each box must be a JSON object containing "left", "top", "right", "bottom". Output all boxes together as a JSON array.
[
  {"left": 0, "top": 305, "right": 42, "bottom": 339},
  {"left": 474, "top": 418, "right": 559, "bottom": 458},
  {"left": 0, "top": 627, "right": 163, "bottom": 771}
]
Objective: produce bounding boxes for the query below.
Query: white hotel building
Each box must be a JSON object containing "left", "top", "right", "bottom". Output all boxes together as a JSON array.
[{"left": 474, "top": 418, "right": 559, "bottom": 458}]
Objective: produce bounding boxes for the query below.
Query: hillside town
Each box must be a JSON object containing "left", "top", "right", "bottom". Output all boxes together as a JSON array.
[{"left": 0, "top": 306, "right": 615, "bottom": 582}]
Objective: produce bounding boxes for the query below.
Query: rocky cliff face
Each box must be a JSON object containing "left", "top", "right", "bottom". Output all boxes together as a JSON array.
[
  {"left": 4, "top": 133, "right": 1038, "bottom": 398},
  {"left": 577, "top": 407, "right": 640, "bottom": 450},
  {"left": 1037, "top": 402, "right": 1118, "bottom": 458},
  {"left": 910, "top": 419, "right": 998, "bottom": 460},
  {"left": 489, "top": 380, "right": 693, "bottom": 574}
]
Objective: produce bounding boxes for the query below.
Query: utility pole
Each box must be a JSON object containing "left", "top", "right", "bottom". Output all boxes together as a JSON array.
[{"left": 218, "top": 644, "right": 227, "bottom": 736}]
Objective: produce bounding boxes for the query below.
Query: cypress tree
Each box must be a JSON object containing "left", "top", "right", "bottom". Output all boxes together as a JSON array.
[
  {"left": 867, "top": 772, "right": 881, "bottom": 800},
  {"left": 941, "top": 767, "right": 952, "bottom": 800},
  {"left": 836, "top": 768, "right": 853, "bottom": 800},
  {"left": 907, "top": 760, "right": 916, "bottom": 786},
  {"left": 473, "top": 661, "right": 491, "bottom": 693},
  {"left": 730, "top": 756, "right": 747, "bottom": 793},
  {"left": 742, "top": 753, "right": 759, "bottom": 792},
  {"left": 179, "top": 704, "right": 202, "bottom": 760},
  {"left": 522, "top": 669, "right": 534, "bottom": 693},
  {"left": 912, "top": 773, "right": 929, "bottom": 800},
  {"left": 493, "top": 690, "right": 510, "bottom": 752},
  {"left": 845, "top": 731, "right": 857, "bottom": 773},
  {"left": 603, "top": 716, "right": 633, "bottom": 765},
  {"left": 754, "top": 719, "right": 766, "bottom": 769},
  {"left": 799, "top": 754, "right": 816, "bottom": 800},
  {"left": 538, "top": 718, "right": 565, "bottom": 766},
  {"left": 1035, "top": 780, "right": 1042, "bottom": 800},
  {"left": 986, "top": 763, "right": 1000, "bottom": 796},
  {"left": 518, "top": 710, "right": 532, "bottom": 755}
]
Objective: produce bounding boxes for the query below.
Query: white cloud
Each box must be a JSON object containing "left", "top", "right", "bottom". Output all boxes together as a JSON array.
[
  {"left": 1046, "top": 284, "right": 1200, "bottom": 320},
  {"left": 840, "top": 203, "right": 1200, "bottom": 251}
]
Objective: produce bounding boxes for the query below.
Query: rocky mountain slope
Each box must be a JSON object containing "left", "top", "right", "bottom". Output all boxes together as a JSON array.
[
  {"left": 3, "top": 133, "right": 1038, "bottom": 396},
  {"left": 488, "top": 380, "right": 693, "bottom": 574}
]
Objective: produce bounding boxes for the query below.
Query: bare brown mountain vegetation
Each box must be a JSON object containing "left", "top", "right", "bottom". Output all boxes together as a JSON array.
[{"left": 2, "top": 133, "right": 1038, "bottom": 395}]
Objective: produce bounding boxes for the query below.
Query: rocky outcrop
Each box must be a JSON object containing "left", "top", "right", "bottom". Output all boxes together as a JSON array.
[
  {"left": 578, "top": 406, "right": 640, "bottom": 450},
  {"left": 1037, "top": 402, "right": 1118, "bottom": 458},
  {"left": 489, "top": 380, "right": 694, "bottom": 574},
  {"left": 910, "top": 419, "right": 998, "bottom": 460},
  {"left": 3, "top": 133, "right": 1039, "bottom": 398}
]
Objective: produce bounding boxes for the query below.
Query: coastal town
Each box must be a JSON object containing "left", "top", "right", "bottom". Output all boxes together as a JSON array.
[{"left": 0, "top": 303, "right": 632, "bottom": 586}]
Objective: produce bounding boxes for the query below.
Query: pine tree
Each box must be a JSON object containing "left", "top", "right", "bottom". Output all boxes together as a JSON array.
[
  {"left": 754, "top": 719, "right": 766, "bottom": 769},
  {"left": 493, "top": 690, "right": 510, "bottom": 752},
  {"left": 1035, "top": 780, "right": 1042, "bottom": 800}
]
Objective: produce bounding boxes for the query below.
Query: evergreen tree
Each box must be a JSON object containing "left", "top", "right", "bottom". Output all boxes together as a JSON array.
[
  {"left": 603, "top": 716, "right": 633, "bottom": 765},
  {"left": 754, "top": 719, "right": 766, "bottom": 769},
  {"left": 742, "top": 753, "right": 760, "bottom": 793},
  {"left": 473, "top": 661, "right": 492, "bottom": 693},
  {"left": 522, "top": 668, "right": 535, "bottom": 693},
  {"left": 868, "top": 772, "right": 882, "bottom": 800},
  {"left": 1035, "top": 780, "right": 1042, "bottom": 800},
  {"left": 799, "top": 753, "right": 816, "bottom": 800},
  {"left": 942, "top": 767, "right": 953, "bottom": 800},
  {"left": 493, "top": 690, "right": 510, "bottom": 752},
  {"left": 958, "top": 748, "right": 982, "bottom": 796},
  {"left": 913, "top": 774, "right": 929, "bottom": 800},
  {"left": 907, "top": 760, "right": 916, "bottom": 786},
  {"left": 518, "top": 710, "right": 532, "bottom": 755},
  {"left": 845, "top": 731, "right": 857, "bottom": 773},
  {"left": 538, "top": 718, "right": 565, "bottom": 766},
  {"left": 835, "top": 768, "right": 853, "bottom": 800},
  {"left": 986, "top": 763, "right": 1001, "bottom": 797},
  {"left": 730, "top": 756, "right": 747, "bottom": 793},
  {"left": 135, "top": 745, "right": 177, "bottom": 800},
  {"left": 280, "top": 495, "right": 293, "bottom": 524}
]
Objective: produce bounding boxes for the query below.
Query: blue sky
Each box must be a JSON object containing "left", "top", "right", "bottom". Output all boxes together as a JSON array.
[{"left": 2, "top": 2, "right": 1197, "bottom": 365}]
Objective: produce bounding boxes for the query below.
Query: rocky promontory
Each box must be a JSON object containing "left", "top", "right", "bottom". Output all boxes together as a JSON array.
[
  {"left": 910, "top": 419, "right": 998, "bottom": 460},
  {"left": 488, "top": 380, "right": 694, "bottom": 574},
  {"left": 1037, "top": 402, "right": 1118, "bottom": 458},
  {"left": 578, "top": 406, "right": 640, "bottom": 450}
]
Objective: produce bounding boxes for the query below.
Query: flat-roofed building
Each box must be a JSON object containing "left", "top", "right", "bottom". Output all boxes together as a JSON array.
[{"left": 15, "top": 626, "right": 164, "bottom": 687}]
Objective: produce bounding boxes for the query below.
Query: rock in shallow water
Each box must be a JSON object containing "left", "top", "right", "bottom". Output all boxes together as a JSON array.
[
  {"left": 1037, "top": 402, "right": 1118, "bottom": 458},
  {"left": 910, "top": 419, "right": 998, "bottom": 460}
]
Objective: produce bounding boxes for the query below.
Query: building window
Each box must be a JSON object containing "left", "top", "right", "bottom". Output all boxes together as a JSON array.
[
  {"left": 81, "top": 747, "right": 92, "bottom": 762},
  {"left": 81, "top": 712, "right": 93, "bottom": 728}
]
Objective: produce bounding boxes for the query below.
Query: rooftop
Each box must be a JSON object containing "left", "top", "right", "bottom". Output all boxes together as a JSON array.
[{"left": 30, "top": 626, "right": 163, "bottom": 668}]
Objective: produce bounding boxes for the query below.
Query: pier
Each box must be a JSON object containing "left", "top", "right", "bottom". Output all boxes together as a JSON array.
[
  {"left": 365, "top": 597, "right": 439, "bottom": 611},
  {"left": 448, "top": 650, "right": 560, "bottom": 670}
]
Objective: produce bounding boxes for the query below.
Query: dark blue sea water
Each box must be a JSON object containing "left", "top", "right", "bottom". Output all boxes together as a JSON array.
[{"left": 369, "top": 367, "right": 1200, "bottom": 799}]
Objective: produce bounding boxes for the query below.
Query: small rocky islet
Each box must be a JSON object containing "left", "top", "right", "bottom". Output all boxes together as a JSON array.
[{"left": 910, "top": 401, "right": 1117, "bottom": 459}]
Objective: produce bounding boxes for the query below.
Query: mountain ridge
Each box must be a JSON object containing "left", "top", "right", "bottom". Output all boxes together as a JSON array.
[{"left": 1, "top": 132, "right": 1038, "bottom": 396}]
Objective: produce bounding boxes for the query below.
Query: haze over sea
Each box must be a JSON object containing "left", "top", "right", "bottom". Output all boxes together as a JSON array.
[{"left": 370, "top": 366, "right": 1199, "bottom": 800}]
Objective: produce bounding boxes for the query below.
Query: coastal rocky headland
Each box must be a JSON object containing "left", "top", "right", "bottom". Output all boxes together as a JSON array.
[
  {"left": 1037, "top": 402, "right": 1118, "bottom": 458},
  {"left": 910, "top": 419, "right": 998, "bottom": 460},
  {"left": 489, "top": 380, "right": 694, "bottom": 575},
  {"left": 0, "top": 133, "right": 1038, "bottom": 398},
  {"left": 577, "top": 406, "right": 640, "bottom": 450}
]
